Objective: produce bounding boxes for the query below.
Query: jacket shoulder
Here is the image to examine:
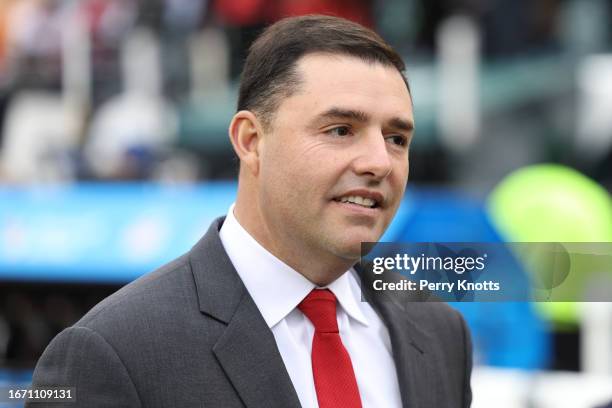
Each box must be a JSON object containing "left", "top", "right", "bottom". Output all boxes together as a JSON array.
[{"left": 75, "top": 252, "right": 199, "bottom": 335}]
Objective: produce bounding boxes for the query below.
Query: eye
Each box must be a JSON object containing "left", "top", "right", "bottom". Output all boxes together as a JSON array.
[
  {"left": 325, "top": 126, "right": 351, "bottom": 137},
  {"left": 386, "top": 135, "right": 408, "bottom": 146}
]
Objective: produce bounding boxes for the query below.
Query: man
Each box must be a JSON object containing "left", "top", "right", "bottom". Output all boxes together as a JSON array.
[{"left": 29, "top": 15, "right": 472, "bottom": 408}]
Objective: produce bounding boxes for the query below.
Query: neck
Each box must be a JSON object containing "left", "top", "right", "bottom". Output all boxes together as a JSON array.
[{"left": 233, "top": 193, "right": 355, "bottom": 287}]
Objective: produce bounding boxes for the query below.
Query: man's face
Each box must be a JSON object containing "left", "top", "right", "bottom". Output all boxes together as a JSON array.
[{"left": 256, "top": 53, "right": 413, "bottom": 264}]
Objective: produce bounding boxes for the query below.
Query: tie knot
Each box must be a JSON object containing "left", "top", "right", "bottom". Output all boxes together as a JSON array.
[{"left": 298, "top": 289, "right": 339, "bottom": 333}]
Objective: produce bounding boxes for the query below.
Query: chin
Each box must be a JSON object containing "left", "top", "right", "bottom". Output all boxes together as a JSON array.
[
  {"left": 334, "top": 239, "right": 376, "bottom": 261},
  {"left": 334, "top": 249, "right": 362, "bottom": 263},
  {"left": 322, "top": 227, "right": 384, "bottom": 261},
  {"left": 350, "top": 229, "right": 383, "bottom": 245}
]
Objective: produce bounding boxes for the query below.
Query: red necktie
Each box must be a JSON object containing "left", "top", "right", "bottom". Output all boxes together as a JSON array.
[{"left": 298, "top": 289, "right": 363, "bottom": 408}]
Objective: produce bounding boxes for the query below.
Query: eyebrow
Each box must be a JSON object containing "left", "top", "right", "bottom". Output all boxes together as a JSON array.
[
  {"left": 389, "top": 117, "right": 414, "bottom": 133},
  {"left": 317, "top": 107, "right": 414, "bottom": 132}
]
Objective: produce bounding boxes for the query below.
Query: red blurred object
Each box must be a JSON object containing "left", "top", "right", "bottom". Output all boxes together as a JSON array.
[
  {"left": 275, "top": 0, "right": 372, "bottom": 28},
  {"left": 214, "top": 0, "right": 373, "bottom": 28},
  {"left": 214, "top": 0, "right": 269, "bottom": 26}
]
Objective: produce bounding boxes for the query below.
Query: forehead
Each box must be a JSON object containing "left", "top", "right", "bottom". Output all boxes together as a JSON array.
[{"left": 281, "top": 53, "right": 413, "bottom": 121}]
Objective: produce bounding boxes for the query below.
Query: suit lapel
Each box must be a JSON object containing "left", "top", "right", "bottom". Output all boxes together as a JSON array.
[
  {"left": 358, "top": 266, "right": 437, "bottom": 407},
  {"left": 212, "top": 295, "right": 302, "bottom": 408},
  {"left": 189, "top": 218, "right": 301, "bottom": 408}
]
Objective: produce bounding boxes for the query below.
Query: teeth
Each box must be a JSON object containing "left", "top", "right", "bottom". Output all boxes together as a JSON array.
[
  {"left": 362, "top": 198, "right": 375, "bottom": 207},
  {"left": 338, "top": 195, "right": 376, "bottom": 208}
]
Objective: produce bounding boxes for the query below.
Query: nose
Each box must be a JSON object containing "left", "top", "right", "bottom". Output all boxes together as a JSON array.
[{"left": 352, "top": 131, "right": 393, "bottom": 180}]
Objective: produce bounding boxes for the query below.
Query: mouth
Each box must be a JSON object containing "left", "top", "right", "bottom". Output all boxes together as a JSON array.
[{"left": 332, "top": 190, "right": 384, "bottom": 210}]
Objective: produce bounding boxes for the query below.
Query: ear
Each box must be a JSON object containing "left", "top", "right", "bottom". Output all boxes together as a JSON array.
[{"left": 228, "top": 110, "right": 265, "bottom": 175}]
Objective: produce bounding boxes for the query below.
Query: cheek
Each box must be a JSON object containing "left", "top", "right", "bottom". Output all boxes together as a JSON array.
[
  {"left": 259, "top": 154, "right": 307, "bottom": 212},
  {"left": 386, "top": 160, "right": 409, "bottom": 207},
  {"left": 394, "top": 156, "right": 410, "bottom": 182},
  {"left": 261, "top": 136, "right": 349, "bottom": 203},
  {"left": 277, "top": 143, "right": 334, "bottom": 185}
]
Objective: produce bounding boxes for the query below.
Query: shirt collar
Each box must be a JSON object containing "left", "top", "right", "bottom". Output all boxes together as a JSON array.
[
  {"left": 219, "top": 204, "right": 369, "bottom": 328},
  {"left": 327, "top": 269, "right": 369, "bottom": 326}
]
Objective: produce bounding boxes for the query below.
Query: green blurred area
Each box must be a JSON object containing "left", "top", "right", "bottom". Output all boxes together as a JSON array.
[{"left": 488, "top": 164, "right": 612, "bottom": 327}]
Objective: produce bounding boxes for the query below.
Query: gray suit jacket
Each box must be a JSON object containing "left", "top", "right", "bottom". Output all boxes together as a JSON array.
[{"left": 29, "top": 218, "right": 472, "bottom": 407}]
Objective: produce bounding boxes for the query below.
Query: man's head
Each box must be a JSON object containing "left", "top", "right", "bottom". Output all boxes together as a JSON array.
[{"left": 229, "top": 15, "right": 414, "bottom": 284}]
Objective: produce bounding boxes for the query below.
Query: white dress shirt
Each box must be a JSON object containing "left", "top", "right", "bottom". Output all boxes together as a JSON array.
[{"left": 219, "top": 205, "right": 403, "bottom": 408}]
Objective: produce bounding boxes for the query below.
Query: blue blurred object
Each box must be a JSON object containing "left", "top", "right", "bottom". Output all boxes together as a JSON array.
[
  {"left": 386, "top": 187, "right": 551, "bottom": 370},
  {"left": 0, "top": 369, "right": 31, "bottom": 408},
  {"left": 0, "top": 182, "right": 236, "bottom": 283}
]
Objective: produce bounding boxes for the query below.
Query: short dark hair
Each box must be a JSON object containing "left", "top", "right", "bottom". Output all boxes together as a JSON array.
[{"left": 237, "top": 14, "right": 409, "bottom": 130}]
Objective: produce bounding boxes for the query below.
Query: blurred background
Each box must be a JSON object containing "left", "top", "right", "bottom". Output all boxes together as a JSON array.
[{"left": 0, "top": 0, "right": 611, "bottom": 407}]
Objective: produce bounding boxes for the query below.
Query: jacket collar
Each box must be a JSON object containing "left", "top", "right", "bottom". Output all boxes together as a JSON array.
[
  {"left": 188, "top": 217, "right": 302, "bottom": 408},
  {"left": 356, "top": 263, "right": 437, "bottom": 407}
]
